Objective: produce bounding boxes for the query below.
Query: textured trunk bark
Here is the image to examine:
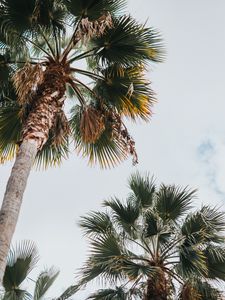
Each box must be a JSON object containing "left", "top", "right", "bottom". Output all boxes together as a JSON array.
[
  {"left": 0, "top": 139, "right": 38, "bottom": 283},
  {"left": 144, "top": 273, "right": 168, "bottom": 300},
  {"left": 0, "top": 63, "right": 67, "bottom": 284}
]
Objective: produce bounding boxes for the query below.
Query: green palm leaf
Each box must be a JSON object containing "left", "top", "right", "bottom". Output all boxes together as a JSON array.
[
  {"left": 204, "top": 246, "right": 225, "bottom": 281},
  {"left": 155, "top": 185, "right": 195, "bottom": 222},
  {"left": 33, "top": 267, "right": 59, "bottom": 300},
  {"left": 70, "top": 105, "right": 128, "bottom": 168},
  {"left": 0, "top": 0, "right": 66, "bottom": 34},
  {"left": 87, "top": 287, "right": 128, "bottom": 300},
  {"left": 64, "top": 0, "right": 126, "bottom": 20},
  {"left": 182, "top": 206, "right": 225, "bottom": 244},
  {"left": 128, "top": 172, "right": 156, "bottom": 209},
  {"left": 79, "top": 211, "right": 114, "bottom": 236},
  {"left": 179, "top": 279, "right": 223, "bottom": 300},
  {"left": 103, "top": 198, "right": 139, "bottom": 234},
  {"left": 0, "top": 100, "right": 21, "bottom": 163},
  {"left": 3, "top": 241, "right": 39, "bottom": 291},
  {"left": 2, "top": 290, "right": 32, "bottom": 300},
  {"left": 92, "top": 16, "right": 163, "bottom": 67},
  {"left": 94, "top": 66, "right": 154, "bottom": 120},
  {"left": 54, "top": 285, "right": 79, "bottom": 300},
  {"left": 0, "top": 102, "right": 70, "bottom": 167}
]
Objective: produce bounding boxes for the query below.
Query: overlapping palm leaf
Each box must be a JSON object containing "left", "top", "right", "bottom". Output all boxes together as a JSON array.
[
  {"left": 76, "top": 172, "right": 225, "bottom": 299},
  {"left": 1, "top": 240, "right": 79, "bottom": 300},
  {"left": 0, "top": 0, "right": 162, "bottom": 168}
]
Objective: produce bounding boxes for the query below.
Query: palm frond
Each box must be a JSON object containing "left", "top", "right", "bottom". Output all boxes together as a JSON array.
[
  {"left": 3, "top": 241, "right": 39, "bottom": 291},
  {"left": 94, "top": 66, "right": 155, "bottom": 120},
  {"left": 35, "top": 133, "right": 70, "bottom": 169},
  {"left": 179, "top": 279, "right": 223, "bottom": 300},
  {"left": 177, "top": 245, "right": 207, "bottom": 278},
  {"left": 204, "top": 246, "right": 225, "bottom": 281},
  {"left": 87, "top": 287, "right": 128, "bottom": 300},
  {"left": 182, "top": 206, "right": 225, "bottom": 244},
  {"left": 0, "top": 0, "right": 36, "bottom": 34},
  {"left": 155, "top": 185, "right": 195, "bottom": 223},
  {"left": 103, "top": 197, "right": 139, "bottom": 235},
  {"left": 78, "top": 234, "right": 125, "bottom": 286},
  {"left": 0, "top": 100, "right": 22, "bottom": 163},
  {"left": 33, "top": 267, "right": 59, "bottom": 300},
  {"left": 54, "top": 285, "right": 79, "bottom": 300},
  {"left": 70, "top": 105, "right": 128, "bottom": 168},
  {"left": 2, "top": 290, "right": 32, "bottom": 300},
  {"left": 64, "top": 0, "right": 126, "bottom": 20},
  {"left": 144, "top": 210, "right": 161, "bottom": 238},
  {"left": 91, "top": 16, "right": 163, "bottom": 67},
  {"left": 128, "top": 172, "right": 156, "bottom": 209},
  {"left": 79, "top": 211, "right": 114, "bottom": 236},
  {"left": 0, "top": 0, "right": 66, "bottom": 35}
]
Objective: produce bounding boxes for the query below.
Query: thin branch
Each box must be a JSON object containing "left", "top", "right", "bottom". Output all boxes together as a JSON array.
[
  {"left": 141, "top": 235, "right": 155, "bottom": 260},
  {"left": 38, "top": 27, "right": 56, "bottom": 57},
  {"left": 70, "top": 67, "right": 105, "bottom": 80},
  {"left": 68, "top": 47, "right": 97, "bottom": 63},
  {"left": 128, "top": 256, "right": 151, "bottom": 264},
  {"left": 161, "top": 236, "right": 185, "bottom": 260},
  {"left": 60, "top": 17, "right": 82, "bottom": 62},
  {"left": 68, "top": 79, "right": 86, "bottom": 107},
  {"left": 127, "top": 237, "right": 153, "bottom": 258},
  {"left": 73, "top": 77, "right": 96, "bottom": 96},
  {"left": 164, "top": 261, "right": 180, "bottom": 266},
  {"left": 0, "top": 60, "right": 39, "bottom": 65},
  {"left": 20, "top": 34, "right": 53, "bottom": 58},
  {"left": 163, "top": 267, "right": 183, "bottom": 285},
  {"left": 53, "top": 25, "right": 60, "bottom": 58}
]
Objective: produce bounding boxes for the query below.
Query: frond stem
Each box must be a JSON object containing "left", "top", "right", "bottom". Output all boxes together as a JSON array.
[
  {"left": 70, "top": 67, "right": 104, "bottom": 80},
  {"left": 38, "top": 27, "right": 56, "bottom": 58},
  {"left": 68, "top": 79, "right": 86, "bottom": 107},
  {"left": 68, "top": 47, "right": 97, "bottom": 63}
]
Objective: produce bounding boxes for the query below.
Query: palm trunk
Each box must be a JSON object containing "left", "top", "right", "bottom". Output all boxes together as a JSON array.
[
  {"left": 0, "top": 64, "right": 66, "bottom": 284},
  {"left": 144, "top": 272, "right": 169, "bottom": 300},
  {"left": 0, "top": 139, "right": 38, "bottom": 283}
]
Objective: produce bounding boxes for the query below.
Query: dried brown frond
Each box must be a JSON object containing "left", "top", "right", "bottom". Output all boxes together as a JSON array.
[
  {"left": 12, "top": 63, "right": 44, "bottom": 105},
  {"left": 179, "top": 283, "right": 201, "bottom": 300},
  {"left": 107, "top": 110, "right": 138, "bottom": 165},
  {"left": 76, "top": 13, "right": 113, "bottom": 44},
  {"left": 52, "top": 110, "right": 70, "bottom": 146},
  {"left": 80, "top": 106, "right": 105, "bottom": 143}
]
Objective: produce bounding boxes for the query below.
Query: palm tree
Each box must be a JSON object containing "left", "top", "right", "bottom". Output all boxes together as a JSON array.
[
  {"left": 1, "top": 240, "right": 78, "bottom": 300},
  {"left": 0, "top": 0, "right": 163, "bottom": 281},
  {"left": 76, "top": 172, "right": 225, "bottom": 300}
]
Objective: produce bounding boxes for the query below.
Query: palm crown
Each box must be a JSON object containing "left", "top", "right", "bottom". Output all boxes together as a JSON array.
[
  {"left": 1, "top": 240, "right": 78, "bottom": 300},
  {"left": 0, "top": 0, "right": 163, "bottom": 168},
  {"left": 76, "top": 173, "right": 225, "bottom": 299}
]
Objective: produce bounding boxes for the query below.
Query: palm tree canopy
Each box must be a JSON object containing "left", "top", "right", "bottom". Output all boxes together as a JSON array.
[
  {"left": 1, "top": 240, "right": 78, "bottom": 300},
  {"left": 76, "top": 172, "right": 225, "bottom": 299},
  {"left": 0, "top": 0, "right": 163, "bottom": 168}
]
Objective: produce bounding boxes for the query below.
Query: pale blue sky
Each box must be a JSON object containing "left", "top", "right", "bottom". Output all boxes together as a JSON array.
[{"left": 1, "top": 0, "right": 225, "bottom": 298}]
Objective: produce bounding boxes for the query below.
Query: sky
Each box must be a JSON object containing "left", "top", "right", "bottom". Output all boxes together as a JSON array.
[{"left": 1, "top": 0, "right": 225, "bottom": 298}]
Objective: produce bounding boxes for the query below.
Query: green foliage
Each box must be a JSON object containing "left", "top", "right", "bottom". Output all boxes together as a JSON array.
[
  {"left": 70, "top": 105, "right": 128, "bottom": 168},
  {"left": 1, "top": 240, "right": 78, "bottom": 300},
  {"left": 92, "top": 16, "right": 163, "bottom": 67},
  {"left": 75, "top": 173, "right": 225, "bottom": 299},
  {"left": 0, "top": 0, "right": 162, "bottom": 169},
  {"left": 64, "top": 0, "right": 126, "bottom": 20}
]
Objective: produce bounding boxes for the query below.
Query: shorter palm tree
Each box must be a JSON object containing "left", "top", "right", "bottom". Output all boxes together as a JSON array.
[
  {"left": 76, "top": 172, "right": 225, "bottom": 300},
  {"left": 1, "top": 240, "right": 78, "bottom": 300}
]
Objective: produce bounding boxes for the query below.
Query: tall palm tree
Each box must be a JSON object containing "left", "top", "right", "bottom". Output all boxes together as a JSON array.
[
  {"left": 1, "top": 240, "right": 78, "bottom": 300},
  {"left": 0, "top": 0, "right": 163, "bottom": 281},
  {"left": 76, "top": 172, "right": 225, "bottom": 300}
]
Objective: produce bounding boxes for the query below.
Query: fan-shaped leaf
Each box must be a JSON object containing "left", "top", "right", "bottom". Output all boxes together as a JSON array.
[{"left": 92, "top": 16, "right": 163, "bottom": 67}]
